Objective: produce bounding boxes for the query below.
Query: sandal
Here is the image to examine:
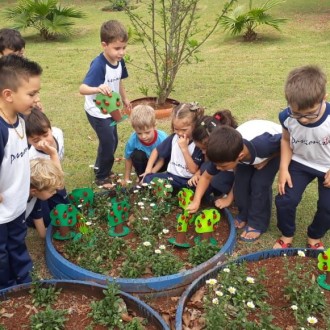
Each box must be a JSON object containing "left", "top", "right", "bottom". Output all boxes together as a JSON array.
[
  {"left": 239, "top": 226, "right": 262, "bottom": 242},
  {"left": 234, "top": 218, "right": 247, "bottom": 229},
  {"left": 273, "top": 239, "right": 292, "bottom": 249},
  {"left": 307, "top": 241, "right": 324, "bottom": 250}
]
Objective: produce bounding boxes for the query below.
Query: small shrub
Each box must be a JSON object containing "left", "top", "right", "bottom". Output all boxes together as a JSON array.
[
  {"left": 30, "top": 307, "right": 68, "bottom": 330},
  {"left": 30, "top": 281, "right": 61, "bottom": 307},
  {"left": 106, "top": 0, "right": 130, "bottom": 11},
  {"left": 188, "top": 240, "right": 220, "bottom": 266}
]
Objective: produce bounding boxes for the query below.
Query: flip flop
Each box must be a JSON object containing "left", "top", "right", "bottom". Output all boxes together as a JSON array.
[
  {"left": 234, "top": 218, "right": 247, "bottom": 229},
  {"left": 239, "top": 227, "right": 262, "bottom": 242}
]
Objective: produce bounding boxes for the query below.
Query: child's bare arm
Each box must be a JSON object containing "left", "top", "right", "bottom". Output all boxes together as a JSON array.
[
  {"left": 124, "top": 158, "right": 133, "bottom": 182},
  {"left": 278, "top": 129, "right": 293, "bottom": 195},
  {"left": 119, "top": 80, "right": 131, "bottom": 110},
  {"left": 79, "top": 83, "right": 112, "bottom": 96},
  {"left": 35, "top": 141, "right": 62, "bottom": 170},
  {"left": 178, "top": 134, "right": 199, "bottom": 174},
  {"left": 33, "top": 218, "right": 47, "bottom": 239}
]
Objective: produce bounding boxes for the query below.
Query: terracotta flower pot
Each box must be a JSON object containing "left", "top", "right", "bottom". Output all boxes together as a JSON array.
[{"left": 128, "top": 97, "right": 180, "bottom": 119}]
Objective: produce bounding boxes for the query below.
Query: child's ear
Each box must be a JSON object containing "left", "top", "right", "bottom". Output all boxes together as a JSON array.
[
  {"left": 237, "top": 152, "right": 245, "bottom": 161},
  {"left": 1, "top": 88, "right": 14, "bottom": 102},
  {"left": 101, "top": 41, "right": 107, "bottom": 49},
  {"left": 30, "top": 187, "right": 38, "bottom": 197}
]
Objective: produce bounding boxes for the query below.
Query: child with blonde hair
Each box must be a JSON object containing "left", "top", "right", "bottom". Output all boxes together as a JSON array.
[
  {"left": 124, "top": 104, "right": 167, "bottom": 183},
  {"left": 143, "top": 102, "right": 204, "bottom": 190},
  {"left": 26, "top": 158, "right": 65, "bottom": 239}
]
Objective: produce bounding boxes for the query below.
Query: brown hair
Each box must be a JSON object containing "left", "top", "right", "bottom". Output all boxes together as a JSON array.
[
  {"left": 100, "top": 20, "right": 128, "bottom": 44},
  {"left": 25, "top": 107, "right": 51, "bottom": 137},
  {"left": 206, "top": 125, "right": 243, "bottom": 163},
  {"left": 285, "top": 65, "right": 327, "bottom": 110},
  {"left": 0, "top": 55, "right": 42, "bottom": 92},
  {"left": 192, "top": 109, "right": 238, "bottom": 143},
  {"left": 171, "top": 102, "right": 204, "bottom": 132},
  {"left": 130, "top": 104, "right": 156, "bottom": 130},
  {"left": 0, "top": 28, "right": 25, "bottom": 54},
  {"left": 30, "top": 158, "right": 64, "bottom": 191}
]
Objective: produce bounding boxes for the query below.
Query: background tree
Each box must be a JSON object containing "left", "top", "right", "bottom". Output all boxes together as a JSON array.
[
  {"left": 219, "top": 0, "right": 287, "bottom": 41},
  {"left": 4, "top": 0, "right": 85, "bottom": 40}
]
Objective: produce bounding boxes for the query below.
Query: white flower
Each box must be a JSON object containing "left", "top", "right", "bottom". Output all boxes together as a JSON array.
[
  {"left": 143, "top": 241, "right": 151, "bottom": 247},
  {"left": 140, "top": 206, "right": 145, "bottom": 209},
  {"left": 142, "top": 183, "right": 148, "bottom": 187},
  {"left": 206, "top": 279, "right": 217, "bottom": 286},
  {"left": 159, "top": 245, "right": 166, "bottom": 250},
  {"left": 223, "top": 268, "right": 230, "bottom": 273},
  {"left": 89, "top": 164, "right": 95, "bottom": 168},
  {"left": 247, "top": 301, "right": 255, "bottom": 309},
  {"left": 138, "top": 202, "right": 144, "bottom": 206},
  {"left": 136, "top": 185, "right": 142, "bottom": 189},
  {"left": 98, "top": 186, "right": 103, "bottom": 189},
  {"left": 155, "top": 249, "right": 162, "bottom": 254},
  {"left": 118, "top": 173, "right": 123, "bottom": 176},
  {"left": 283, "top": 254, "right": 287, "bottom": 257},
  {"left": 126, "top": 180, "right": 133, "bottom": 184},
  {"left": 297, "top": 250, "right": 305, "bottom": 257},
  {"left": 86, "top": 221, "right": 92, "bottom": 226},
  {"left": 117, "top": 179, "right": 122, "bottom": 183},
  {"left": 77, "top": 204, "right": 83, "bottom": 208},
  {"left": 246, "top": 276, "right": 255, "bottom": 284},
  {"left": 212, "top": 298, "right": 219, "bottom": 305},
  {"left": 133, "top": 190, "right": 139, "bottom": 194},
  {"left": 307, "top": 316, "right": 318, "bottom": 325},
  {"left": 228, "top": 287, "right": 236, "bottom": 294},
  {"left": 150, "top": 203, "right": 156, "bottom": 207},
  {"left": 130, "top": 172, "right": 136, "bottom": 176},
  {"left": 165, "top": 184, "right": 172, "bottom": 189},
  {"left": 215, "top": 291, "right": 223, "bottom": 297},
  {"left": 162, "top": 228, "right": 169, "bottom": 234},
  {"left": 157, "top": 179, "right": 164, "bottom": 183},
  {"left": 142, "top": 217, "right": 149, "bottom": 221},
  {"left": 291, "top": 305, "right": 298, "bottom": 311}
]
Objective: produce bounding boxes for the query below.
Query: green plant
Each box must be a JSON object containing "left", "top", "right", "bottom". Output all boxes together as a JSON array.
[
  {"left": 89, "top": 283, "right": 126, "bottom": 328},
  {"left": 125, "top": 0, "right": 236, "bottom": 105},
  {"left": 107, "top": 0, "right": 130, "bottom": 11},
  {"left": 204, "top": 262, "right": 279, "bottom": 329},
  {"left": 152, "top": 248, "right": 184, "bottom": 276},
  {"left": 30, "top": 307, "right": 68, "bottom": 330},
  {"left": 283, "top": 252, "right": 330, "bottom": 328},
  {"left": 220, "top": 0, "right": 287, "bottom": 41},
  {"left": 29, "top": 279, "right": 61, "bottom": 307},
  {"left": 4, "top": 0, "right": 85, "bottom": 40},
  {"left": 188, "top": 239, "right": 219, "bottom": 266}
]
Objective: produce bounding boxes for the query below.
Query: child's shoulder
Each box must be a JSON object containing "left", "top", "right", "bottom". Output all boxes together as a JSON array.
[{"left": 156, "top": 129, "right": 168, "bottom": 139}]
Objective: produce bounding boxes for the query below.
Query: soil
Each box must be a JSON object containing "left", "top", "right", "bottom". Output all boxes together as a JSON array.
[
  {"left": 0, "top": 284, "right": 158, "bottom": 330},
  {"left": 182, "top": 255, "right": 330, "bottom": 330}
]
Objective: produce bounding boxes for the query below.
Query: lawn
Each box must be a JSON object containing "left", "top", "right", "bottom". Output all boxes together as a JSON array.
[{"left": 1, "top": 0, "right": 330, "bottom": 272}]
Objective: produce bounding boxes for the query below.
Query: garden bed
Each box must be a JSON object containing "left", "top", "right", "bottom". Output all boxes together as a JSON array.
[
  {"left": 0, "top": 280, "right": 169, "bottom": 330},
  {"left": 176, "top": 248, "right": 330, "bottom": 329},
  {"left": 46, "top": 182, "right": 236, "bottom": 296}
]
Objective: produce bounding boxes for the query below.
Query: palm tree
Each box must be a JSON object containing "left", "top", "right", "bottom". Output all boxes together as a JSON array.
[
  {"left": 5, "top": 0, "right": 85, "bottom": 40},
  {"left": 220, "top": 0, "right": 287, "bottom": 41}
]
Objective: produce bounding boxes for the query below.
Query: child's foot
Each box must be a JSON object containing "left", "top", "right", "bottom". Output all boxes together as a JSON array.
[
  {"left": 273, "top": 236, "right": 293, "bottom": 249},
  {"left": 240, "top": 226, "right": 262, "bottom": 242},
  {"left": 234, "top": 218, "right": 247, "bottom": 229},
  {"left": 307, "top": 238, "right": 324, "bottom": 250}
]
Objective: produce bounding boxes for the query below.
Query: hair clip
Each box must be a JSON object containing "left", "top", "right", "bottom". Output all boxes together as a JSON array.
[
  {"left": 214, "top": 114, "right": 221, "bottom": 121},
  {"left": 200, "top": 121, "right": 205, "bottom": 126},
  {"left": 210, "top": 122, "right": 217, "bottom": 127},
  {"left": 189, "top": 102, "right": 200, "bottom": 112}
]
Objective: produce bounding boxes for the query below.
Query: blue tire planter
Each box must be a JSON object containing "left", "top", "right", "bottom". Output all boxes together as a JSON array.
[
  {"left": 46, "top": 208, "right": 236, "bottom": 297},
  {"left": 0, "top": 279, "right": 170, "bottom": 330},
  {"left": 175, "top": 248, "right": 322, "bottom": 330}
]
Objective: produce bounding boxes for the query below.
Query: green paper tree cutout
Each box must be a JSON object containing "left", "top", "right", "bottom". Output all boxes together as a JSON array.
[
  {"left": 94, "top": 92, "right": 128, "bottom": 125},
  {"left": 317, "top": 248, "right": 330, "bottom": 290},
  {"left": 168, "top": 187, "right": 195, "bottom": 248},
  {"left": 107, "top": 199, "right": 130, "bottom": 237},
  {"left": 50, "top": 204, "right": 78, "bottom": 240},
  {"left": 68, "top": 188, "right": 94, "bottom": 216},
  {"left": 194, "top": 208, "right": 221, "bottom": 246}
]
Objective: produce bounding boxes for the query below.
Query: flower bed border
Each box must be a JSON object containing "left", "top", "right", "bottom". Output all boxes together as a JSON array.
[
  {"left": 45, "top": 208, "right": 236, "bottom": 297},
  {"left": 175, "top": 248, "right": 322, "bottom": 329},
  {"left": 0, "top": 279, "right": 170, "bottom": 330}
]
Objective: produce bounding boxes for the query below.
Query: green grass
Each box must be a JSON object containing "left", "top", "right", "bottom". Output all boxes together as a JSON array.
[{"left": 1, "top": 0, "right": 330, "bottom": 261}]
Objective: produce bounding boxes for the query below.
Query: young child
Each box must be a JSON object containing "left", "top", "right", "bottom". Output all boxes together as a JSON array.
[
  {"left": 188, "top": 121, "right": 281, "bottom": 242},
  {"left": 274, "top": 65, "right": 330, "bottom": 250},
  {"left": 143, "top": 102, "right": 204, "bottom": 190},
  {"left": 79, "top": 20, "right": 131, "bottom": 186},
  {"left": 0, "top": 54, "right": 42, "bottom": 289},
  {"left": 25, "top": 108, "right": 68, "bottom": 231},
  {"left": 26, "top": 158, "right": 65, "bottom": 239},
  {"left": 124, "top": 104, "right": 168, "bottom": 183},
  {"left": 187, "top": 110, "right": 237, "bottom": 206},
  {"left": 0, "top": 28, "right": 25, "bottom": 57}
]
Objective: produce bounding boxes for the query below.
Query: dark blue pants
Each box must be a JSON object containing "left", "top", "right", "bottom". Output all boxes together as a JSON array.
[
  {"left": 0, "top": 213, "right": 33, "bottom": 290},
  {"left": 86, "top": 113, "right": 118, "bottom": 180},
  {"left": 275, "top": 160, "right": 330, "bottom": 239},
  {"left": 234, "top": 156, "right": 280, "bottom": 233}
]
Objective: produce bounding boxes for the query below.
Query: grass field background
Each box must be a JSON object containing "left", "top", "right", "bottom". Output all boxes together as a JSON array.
[{"left": 1, "top": 0, "right": 330, "bottom": 272}]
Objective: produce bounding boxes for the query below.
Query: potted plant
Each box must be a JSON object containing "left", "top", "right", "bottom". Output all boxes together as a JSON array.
[{"left": 125, "top": 0, "right": 237, "bottom": 115}]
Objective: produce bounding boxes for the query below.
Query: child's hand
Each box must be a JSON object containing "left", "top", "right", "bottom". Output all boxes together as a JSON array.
[
  {"left": 278, "top": 169, "right": 292, "bottom": 195},
  {"left": 36, "top": 141, "right": 57, "bottom": 157},
  {"left": 178, "top": 134, "right": 189, "bottom": 151},
  {"left": 214, "top": 195, "right": 233, "bottom": 209},
  {"left": 186, "top": 200, "right": 200, "bottom": 214},
  {"left": 187, "top": 173, "right": 200, "bottom": 187},
  {"left": 97, "top": 84, "right": 112, "bottom": 96},
  {"left": 122, "top": 98, "right": 131, "bottom": 111},
  {"left": 324, "top": 170, "right": 330, "bottom": 188}
]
